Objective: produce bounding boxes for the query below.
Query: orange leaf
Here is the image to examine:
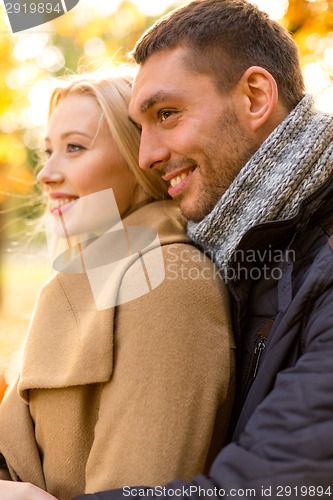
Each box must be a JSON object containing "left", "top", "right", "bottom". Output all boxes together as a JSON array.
[{"left": 0, "top": 373, "right": 8, "bottom": 403}]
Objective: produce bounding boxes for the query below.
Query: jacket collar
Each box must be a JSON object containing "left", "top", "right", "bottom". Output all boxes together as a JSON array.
[{"left": 228, "top": 170, "right": 333, "bottom": 277}]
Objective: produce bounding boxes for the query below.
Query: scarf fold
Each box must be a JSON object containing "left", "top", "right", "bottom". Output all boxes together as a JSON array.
[{"left": 187, "top": 94, "right": 333, "bottom": 277}]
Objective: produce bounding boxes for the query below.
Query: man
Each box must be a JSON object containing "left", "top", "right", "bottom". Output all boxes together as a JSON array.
[{"left": 76, "top": 0, "right": 333, "bottom": 498}]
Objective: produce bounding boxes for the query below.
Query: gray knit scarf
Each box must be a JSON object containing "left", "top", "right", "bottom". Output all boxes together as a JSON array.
[{"left": 187, "top": 94, "right": 333, "bottom": 279}]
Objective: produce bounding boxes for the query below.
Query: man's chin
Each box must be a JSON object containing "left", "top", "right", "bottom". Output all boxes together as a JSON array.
[{"left": 179, "top": 200, "right": 209, "bottom": 223}]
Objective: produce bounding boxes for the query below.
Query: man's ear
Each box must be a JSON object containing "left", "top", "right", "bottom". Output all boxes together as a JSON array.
[{"left": 238, "top": 66, "right": 278, "bottom": 132}]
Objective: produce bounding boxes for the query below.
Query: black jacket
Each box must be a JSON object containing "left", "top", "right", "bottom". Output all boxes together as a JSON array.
[{"left": 75, "top": 173, "right": 333, "bottom": 499}]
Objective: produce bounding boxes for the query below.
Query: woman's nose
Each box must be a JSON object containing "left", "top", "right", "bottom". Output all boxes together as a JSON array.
[{"left": 37, "top": 159, "right": 64, "bottom": 186}]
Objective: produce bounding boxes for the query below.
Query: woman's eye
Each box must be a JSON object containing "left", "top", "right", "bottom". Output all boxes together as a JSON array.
[
  {"left": 67, "top": 144, "right": 82, "bottom": 153},
  {"left": 45, "top": 149, "right": 52, "bottom": 158}
]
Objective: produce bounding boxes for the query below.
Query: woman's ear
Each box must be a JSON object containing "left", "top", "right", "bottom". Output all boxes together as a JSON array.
[{"left": 238, "top": 66, "right": 278, "bottom": 132}]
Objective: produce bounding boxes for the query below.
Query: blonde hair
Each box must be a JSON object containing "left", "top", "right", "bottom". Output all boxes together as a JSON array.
[{"left": 48, "top": 66, "right": 169, "bottom": 200}]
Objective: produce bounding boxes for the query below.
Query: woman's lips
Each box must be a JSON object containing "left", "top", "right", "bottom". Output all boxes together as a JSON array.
[{"left": 50, "top": 197, "right": 78, "bottom": 215}]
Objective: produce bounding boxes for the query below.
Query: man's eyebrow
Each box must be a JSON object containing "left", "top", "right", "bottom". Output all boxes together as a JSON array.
[{"left": 138, "top": 90, "right": 179, "bottom": 114}]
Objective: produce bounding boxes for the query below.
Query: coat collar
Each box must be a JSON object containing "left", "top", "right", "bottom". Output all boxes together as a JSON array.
[{"left": 18, "top": 200, "right": 189, "bottom": 397}]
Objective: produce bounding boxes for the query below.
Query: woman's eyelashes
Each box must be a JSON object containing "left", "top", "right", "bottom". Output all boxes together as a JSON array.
[
  {"left": 67, "top": 143, "right": 84, "bottom": 153},
  {"left": 43, "top": 143, "right": 86, "bottom": 158},
  {"left": 41, "top": 142, "right": 87, "bottom": 161}
]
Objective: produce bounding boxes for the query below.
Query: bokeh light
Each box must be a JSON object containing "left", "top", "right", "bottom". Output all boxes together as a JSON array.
[
  {"left": 27, "top": 78, "right": 59, "bottom": 127},
  {"left": 37, "top": 46, "right": 65, "bottom": 72},
  {"left": 84, "top": 37, "right": 106, "bottom": 57},
  {"left": 77, "top": 0, "right": 122, "bottom": 17},
  {"left": 131, "top": 0, "right": 179, "bottom": 16},
  {"left": 13, "top": 34, "right": 49, "bottom": 61},
  {"left": 250, "top": 0, "right": 289, "bottom": 19},
  {"left": 5, "top": 63, "right": 39, "bottom": 89}
]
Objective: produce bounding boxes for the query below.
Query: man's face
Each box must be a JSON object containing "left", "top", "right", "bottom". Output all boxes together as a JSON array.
[{"left": 129, "top": 47, "right": 257, "bottom": 221}]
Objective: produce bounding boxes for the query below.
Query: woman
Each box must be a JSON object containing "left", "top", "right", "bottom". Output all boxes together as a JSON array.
[{"left": 0, "top": 68, "right": 235, "bottom": 500}]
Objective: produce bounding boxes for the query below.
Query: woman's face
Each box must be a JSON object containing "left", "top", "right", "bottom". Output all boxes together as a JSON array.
[{"left": 38, "top": 93, "right": 136, "bottom": 236}]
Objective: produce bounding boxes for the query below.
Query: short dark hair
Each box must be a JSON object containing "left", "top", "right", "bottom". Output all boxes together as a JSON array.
[{"left": 131, "top": 0, "right": 305, "bottom": 110}]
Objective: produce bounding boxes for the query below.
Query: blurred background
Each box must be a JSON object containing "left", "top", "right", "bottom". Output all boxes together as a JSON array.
[{"left": 0, "top": 0, "right": 333, "bottom": 381}]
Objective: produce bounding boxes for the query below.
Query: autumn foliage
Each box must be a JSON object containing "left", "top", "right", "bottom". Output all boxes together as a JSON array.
[{"left": 0, "top": 373, "right": 8, "bottom": 403}]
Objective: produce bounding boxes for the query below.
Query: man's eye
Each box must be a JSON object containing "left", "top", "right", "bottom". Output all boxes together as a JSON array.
[
  {"left": 159, "top": 110, "right": 173, "bottom": 121},
  {"left": 67, "top": 144, "right": 82, "bottom": 153},
  {"left": 44, "top": 149, "right": 52, "bottom": 158}
]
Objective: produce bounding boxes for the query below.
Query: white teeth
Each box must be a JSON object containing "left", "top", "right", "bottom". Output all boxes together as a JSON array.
[
  {"left": 50, "top": 198, "right": 76, "bottom": 210},
  {"left": 170, "top": 170, "right": 193, "bottom": 188}
]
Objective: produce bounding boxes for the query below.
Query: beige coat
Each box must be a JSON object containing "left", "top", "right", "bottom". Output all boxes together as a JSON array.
[{"left": 0, "top": 200, "right": 235, "bottom": 500}]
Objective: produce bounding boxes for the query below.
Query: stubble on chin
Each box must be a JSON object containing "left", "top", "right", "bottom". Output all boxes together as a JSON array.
[{"left": 178, "top": 189, "right": 220, "bottom": 222}]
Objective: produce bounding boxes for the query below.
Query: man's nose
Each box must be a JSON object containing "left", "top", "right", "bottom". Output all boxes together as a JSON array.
[{"left": 139, "top": 128, "right": 170, "bottom": 171}]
